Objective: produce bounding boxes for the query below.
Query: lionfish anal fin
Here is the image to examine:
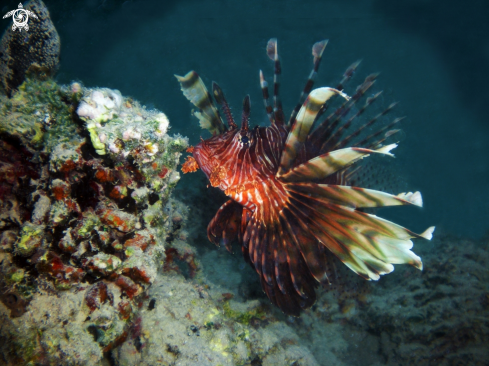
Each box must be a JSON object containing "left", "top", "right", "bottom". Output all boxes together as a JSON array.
[{"left": 175, "top": 71, "right": 226, "bottom": 135}]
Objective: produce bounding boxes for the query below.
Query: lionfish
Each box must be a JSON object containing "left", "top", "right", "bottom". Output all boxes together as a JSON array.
[{"left": 177, "top": 39, "right": 434, "bottom": 316}]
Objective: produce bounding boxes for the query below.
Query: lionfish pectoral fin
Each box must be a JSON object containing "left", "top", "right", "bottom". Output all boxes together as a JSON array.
[
  {"left": 395, "top": 191, "right": 423, "bottom": 207},
  {"left": 286, "top": 183, "right": 425, "bottom": 209},
  {"left": 279, "top": 144, "right": 397, "bottom": 183},
  {"left": 242, "top": 207, "right": 316, "bottom": 316},
  {"left": 175, "top": 71, "right": 226, "bottom": 135},
  {"left": 207, "top": 200, "right": 243, "bottom": 252},
  {"left": 277, "top": 87, "right": 349, "bottom": 177},
  {"left": 419, "top": 226, "right": 435, "bottom": 240},
  {"left": 285, "top": 188, "right": 430, "bottom": 280}
]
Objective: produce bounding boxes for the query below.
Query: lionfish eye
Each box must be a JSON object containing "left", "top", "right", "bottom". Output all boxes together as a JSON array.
[{"left": 240, "top": 135, "right": 249, "bottom": 144}]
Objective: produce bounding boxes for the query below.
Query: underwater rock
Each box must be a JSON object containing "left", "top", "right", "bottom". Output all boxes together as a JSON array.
[
  {"left": 0, "top": 75, "right": 188, "bottom": 364},
  {"left": 14, "top": 221, "right": 46, "bottom": 256},
  {"left": 0, "top": 0, "right": 60, "bottom": 96},
  {"left": 113, "top": 272, "right": 320, "bottom": 366},
  {"left": 0, "top": 281, "right": 129, "bottom": 365},
  {"left": 355, "top": 234, "right": 489, "bottom": 365}
]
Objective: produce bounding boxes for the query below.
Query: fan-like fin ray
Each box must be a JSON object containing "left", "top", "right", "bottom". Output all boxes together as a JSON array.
[
  {"left": 278, "top": 87, "right": 348, "bottom": 176},
  {"left": 241, "top": 204, "right": 317, "bottom": 315},
  {"left": 207, "top": 199, "right": 243, "bottom": 252},
  {"left": 280, "top": 144, "right": 397, "bottom": 183},
  {"left": 280, "top": 206, "right": 331, "bottom": 286},
  {"left": 288, "top": 40, "right": 329, "bottom": 126},
  {"left": 175, "top": 71, "right": 225, "bottom": 135},
  {"left": 285, "top": 192, "right": 428, "bottom": 280},
  {"left": 287, "top": 183, "right": 424, "bottom": 208}
]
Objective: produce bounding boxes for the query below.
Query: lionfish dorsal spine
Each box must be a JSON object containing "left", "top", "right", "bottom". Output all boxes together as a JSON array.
[
  {"left": 175, "top": 71, "right": 226, "bottom": 135},
  {"left": 314, "top": 74, "right": 378, "bottom": 154},
  {"left": 241, "top": 95, "right": 250, "bottom": 131},
  {"left": 259, "top": 70, "right": 275, "bottom": 125},
  {"left": 307, "top": 71, "right": 374, "bottom": 151},
  {"left": 212, "top": 82, "right": 237, "bottom": 129},
  {"left": 277, "top": 87, "right": 348, "bottom": 177},
  {"left": 288, "top": 40, "right": 329, "bottom": 127},
  {"left": 328, "top": 91, "right": 385, "bottom": 151},
  {"left": 266, "top": 38, "right": 285, "bottom": 125},
  {"left": 362, "top": 117, "right": 404, "bottom": 150},
  {"left": 336, "top": 60, "right": 361, "bottom": 91}
]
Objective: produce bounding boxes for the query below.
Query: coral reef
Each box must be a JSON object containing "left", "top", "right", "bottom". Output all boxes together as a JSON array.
[
  {"left": 0, "top": 74, "right": 188, "bottom": 364},
  {"left": 113, "top": 273, "right": 319, "bottom": 366},
  {"left": 0, "top": 0, "right": 60, "bottom": 96}
]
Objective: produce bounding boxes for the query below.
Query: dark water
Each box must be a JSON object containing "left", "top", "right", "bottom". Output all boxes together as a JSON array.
[
  {"left": 15, "top": 0, "right": 485, "bottom": 239},
  {"left": 1, "top": 0, "right": 489, "bottom": 365}
]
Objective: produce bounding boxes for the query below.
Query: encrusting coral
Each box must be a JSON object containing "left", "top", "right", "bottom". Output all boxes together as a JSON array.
[{"left": 0, "top": 73, "right": 188, "bottom": 363}]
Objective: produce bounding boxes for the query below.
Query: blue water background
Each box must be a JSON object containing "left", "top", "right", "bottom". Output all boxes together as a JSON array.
[{"left": 2, "top": 0, "right": 488, "bottom": 236}]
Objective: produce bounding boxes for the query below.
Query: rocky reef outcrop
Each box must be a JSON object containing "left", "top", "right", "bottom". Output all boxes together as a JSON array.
[{"left": 0, "top": 74, "right": 189, "bottom": 363}]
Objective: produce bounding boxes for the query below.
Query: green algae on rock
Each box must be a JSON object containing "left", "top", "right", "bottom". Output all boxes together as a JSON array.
[
  {"left": 0, "top": 74, "right": 188, "bottom": 364},
  {"left": 112, "top": 273, "right": 320, "bottom": 366}
]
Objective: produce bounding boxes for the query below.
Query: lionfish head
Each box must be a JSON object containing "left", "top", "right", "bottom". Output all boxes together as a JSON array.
[{"left": 176, "top": 71, "right": 255, "bottom": 188}]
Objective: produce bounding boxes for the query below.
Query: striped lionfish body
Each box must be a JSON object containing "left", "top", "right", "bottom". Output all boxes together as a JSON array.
[{"left": 177, "top": 39, "right": 434, "bottom": 316}]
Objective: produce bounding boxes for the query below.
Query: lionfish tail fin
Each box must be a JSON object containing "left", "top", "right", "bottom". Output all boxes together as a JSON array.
[{"left": 175, "top": 71, "right": 226, "bottom": 135}]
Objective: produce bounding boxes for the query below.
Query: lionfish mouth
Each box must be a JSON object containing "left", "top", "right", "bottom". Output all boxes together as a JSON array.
[{"left": 177, "top": 38, "right": 434, "bottom": 316}]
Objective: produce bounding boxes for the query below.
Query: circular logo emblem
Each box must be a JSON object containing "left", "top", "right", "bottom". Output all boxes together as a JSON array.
[{"left": 3, "top": 3, "right": 38, "bottom": 32}]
